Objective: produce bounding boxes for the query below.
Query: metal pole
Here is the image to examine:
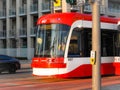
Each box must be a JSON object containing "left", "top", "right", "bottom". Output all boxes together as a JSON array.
[
  {"left": 80, "top": 4, "right": 84, "bottom": 13},
  {"left": 51, "top": 0, "right": 54, "bottom": 13},
  {"left": 91, "top": 0, "right": 101, "bottom": 90}
]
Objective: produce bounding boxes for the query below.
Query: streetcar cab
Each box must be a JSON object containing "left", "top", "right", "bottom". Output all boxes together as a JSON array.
[{"left": 32, "top": 23, "right": 70, "bottom": 76}]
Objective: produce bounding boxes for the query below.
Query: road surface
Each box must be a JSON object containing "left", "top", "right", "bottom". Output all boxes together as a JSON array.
[{"left": 0, "top": 69, "right": 120, "bottom": 90}]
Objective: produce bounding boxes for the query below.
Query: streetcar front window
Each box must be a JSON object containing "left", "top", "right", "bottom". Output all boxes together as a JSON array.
[{"left": 35, "top": 24, "right": 70, "bottom": 57}]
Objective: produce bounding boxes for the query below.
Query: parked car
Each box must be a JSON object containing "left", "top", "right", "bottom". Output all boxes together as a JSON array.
[{"left": 0, "top": 55, "right": 21, "bottom": 74}]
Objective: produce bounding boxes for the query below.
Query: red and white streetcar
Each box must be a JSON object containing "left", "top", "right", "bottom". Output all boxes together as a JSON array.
[{"left": 31, "top": 12, "right": 120, "bottom": 78}]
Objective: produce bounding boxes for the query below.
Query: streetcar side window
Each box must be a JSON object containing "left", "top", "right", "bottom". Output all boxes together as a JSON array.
[
  {"left": 115, "top": 33, "right": 120, "bottom": 56},
  {"left": 68, "top": 27, "right": 120, "bottom": 57},
  {"left": 68, "top": 29, "right": 80, "bottom": 57},
  {"left": 68, "top": 28, "right": 91, "bottom": 57},
  {"left": 68, "top": 28, "right": 84, "bottom": 57},
  {"left": 101, "top": 30, "right": 119, "bottom": 56}
]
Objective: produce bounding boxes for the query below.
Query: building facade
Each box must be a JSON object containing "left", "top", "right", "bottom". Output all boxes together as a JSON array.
[{"left": 0, "top": 0, "right": 120, "bottom": 60}]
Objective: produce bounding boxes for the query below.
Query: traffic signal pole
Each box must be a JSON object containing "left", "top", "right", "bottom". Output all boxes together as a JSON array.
[{"left": 90, "top": 0, "right": 101, "bottom": 90}]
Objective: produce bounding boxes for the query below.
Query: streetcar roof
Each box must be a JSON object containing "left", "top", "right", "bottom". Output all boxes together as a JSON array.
[{"left": 37, "top": 12, "right": 118, "bottom": 26}]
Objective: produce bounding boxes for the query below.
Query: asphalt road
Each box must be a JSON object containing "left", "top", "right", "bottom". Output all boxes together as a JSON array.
[{"left": 0, "top": 68, "right": 120, "bottom": 90}]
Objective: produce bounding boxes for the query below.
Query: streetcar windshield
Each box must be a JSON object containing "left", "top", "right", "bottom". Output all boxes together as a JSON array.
[{"left": 35, "top": 24, "right": 70, "bottom": 57}]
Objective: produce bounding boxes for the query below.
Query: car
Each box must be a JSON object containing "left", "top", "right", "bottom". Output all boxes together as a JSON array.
[{"left": 0, "top": 55, "right": 21, "bottom": 74}]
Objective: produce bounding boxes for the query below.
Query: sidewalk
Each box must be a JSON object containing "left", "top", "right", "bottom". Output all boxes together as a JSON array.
[{"left": 20, "top": 60, "right": 31, "bottom": 69}]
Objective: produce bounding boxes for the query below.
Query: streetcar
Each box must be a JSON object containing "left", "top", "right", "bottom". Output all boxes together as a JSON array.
[{"left": 31, "top": 12, "right": 120, "bottom": 78}]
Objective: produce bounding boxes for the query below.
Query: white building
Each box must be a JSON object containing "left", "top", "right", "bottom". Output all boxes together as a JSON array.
[{"left": 0, "top": 0, "right": 120, "bottom": 60}]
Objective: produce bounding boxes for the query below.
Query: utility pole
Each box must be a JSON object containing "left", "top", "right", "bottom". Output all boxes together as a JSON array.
[{"left": 90, "top": 0, "right": 101, "bottom": 90}]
